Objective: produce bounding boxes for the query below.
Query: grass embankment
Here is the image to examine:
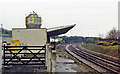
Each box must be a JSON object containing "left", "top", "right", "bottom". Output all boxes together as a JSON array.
[{"left": 81, "top": 44, "right": 119, "bottom": 58}]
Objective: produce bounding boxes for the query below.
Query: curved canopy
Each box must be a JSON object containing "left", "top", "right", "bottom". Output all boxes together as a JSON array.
[{"left": 47, "top": 24, "right": 76, "bottom": 37}]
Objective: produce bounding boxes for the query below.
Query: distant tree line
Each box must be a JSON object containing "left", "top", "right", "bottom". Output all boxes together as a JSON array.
[
  {"left": 0, "top": 28, "right": 12, "bottom": 34},
  {"left": 53, "top": 36, "right": 100, "bottom": 44}
]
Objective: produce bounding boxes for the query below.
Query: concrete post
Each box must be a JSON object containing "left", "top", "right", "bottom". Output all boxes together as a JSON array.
[
  {"left": 46, "top": 43, "right": 52, "bottom": 72},
  {"left": 51, "top": 50, "right": 56, "bottom": 72}
]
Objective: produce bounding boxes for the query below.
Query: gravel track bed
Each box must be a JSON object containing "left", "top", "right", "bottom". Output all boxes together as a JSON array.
[{"left": 66, "top": 45, "right": 107, "bottom": 72}]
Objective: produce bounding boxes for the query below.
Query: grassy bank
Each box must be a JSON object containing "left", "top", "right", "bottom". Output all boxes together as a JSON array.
[{"left": 81, "top": 44, "right": 119, "bottom": 58}]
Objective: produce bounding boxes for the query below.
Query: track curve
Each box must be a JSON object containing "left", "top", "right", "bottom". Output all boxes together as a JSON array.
[{"left": 65, "top": 44, "right": 120, "bottom": 73}]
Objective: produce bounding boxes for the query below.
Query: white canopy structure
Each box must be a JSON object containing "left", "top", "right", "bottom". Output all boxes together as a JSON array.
[{"left": 47, "top": 24, "right": 76, "bottom": 37}]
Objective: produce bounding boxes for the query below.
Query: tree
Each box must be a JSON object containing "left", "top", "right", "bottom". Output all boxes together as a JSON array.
[
  {"left": 85, "top": 38, "right": 95, "bottom": 43},
  {"left": 106, "top": 28, "right": 120, "bottom": 39}
]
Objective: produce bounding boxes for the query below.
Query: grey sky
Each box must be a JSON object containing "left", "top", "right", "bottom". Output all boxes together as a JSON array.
[{"left": 0, "top": 0, "right": 119, "bottom": 37}]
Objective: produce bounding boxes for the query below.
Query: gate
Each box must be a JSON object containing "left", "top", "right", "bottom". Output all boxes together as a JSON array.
[{"left": 2, "top": 45, "right": 46, "bottom": 65}]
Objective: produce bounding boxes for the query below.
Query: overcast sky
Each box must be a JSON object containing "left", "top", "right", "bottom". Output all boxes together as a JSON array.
[{"left": 0, "top": 0, "right": 120, "bottom": 37}]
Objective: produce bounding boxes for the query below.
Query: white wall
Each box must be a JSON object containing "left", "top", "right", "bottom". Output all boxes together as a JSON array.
[{"left": 12, "top": 28, "right": 47, "bottom": 46}]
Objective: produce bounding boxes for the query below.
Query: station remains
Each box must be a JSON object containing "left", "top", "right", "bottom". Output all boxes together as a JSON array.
[{"left": 2, "top": 11, "right": 75, "bottom": 72}]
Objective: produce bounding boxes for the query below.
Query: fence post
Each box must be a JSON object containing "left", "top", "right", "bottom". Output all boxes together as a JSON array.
[
  {"left": 51, "top": 50, "right": 56, "bottom": 72},
  {"left": 46, "top": 43, "right": 52, "bottom": 72},
  {"left": 45, "top": 44, "right": 48, "bottom": 70}
]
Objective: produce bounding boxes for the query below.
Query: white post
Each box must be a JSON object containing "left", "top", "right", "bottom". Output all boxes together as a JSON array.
[
  {"left": 51, "top": 50, "right": 56, "bottom": 72},
  {"left": 46, "top": 43, "right": 52, "bottom": 72}
]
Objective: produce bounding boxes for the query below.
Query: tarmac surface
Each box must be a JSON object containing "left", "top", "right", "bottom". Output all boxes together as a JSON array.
[{"left": 56, "top": 55, "right": 77, "bottom": 72}]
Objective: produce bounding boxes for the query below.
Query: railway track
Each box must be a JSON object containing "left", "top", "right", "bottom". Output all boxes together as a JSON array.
[{"left": 66, "top": 44, "right": 120, "bottom": 73}]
